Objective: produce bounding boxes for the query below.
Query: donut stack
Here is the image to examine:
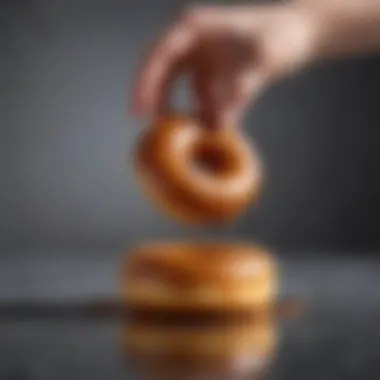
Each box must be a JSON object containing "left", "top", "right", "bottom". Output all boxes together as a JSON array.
[
  {"left": 120, "top": 239, "right": 279, "bottom": 379},
  {"left": 119, "top": 108, "right": 280, "bottom": 378},
  {"left": 125, "top": 108, "right": 278, "bottom": 310},
  {"left": 122, "top": 240, "right": 277, "bottom": 314}
]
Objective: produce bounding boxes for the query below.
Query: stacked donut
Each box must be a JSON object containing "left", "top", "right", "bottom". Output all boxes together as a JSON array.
[
  {"left": 122, "top": 241, "right": 277, "bottom": 314},
  {"left": 121, "top": 241, "right": 279, "bottom": 379}
]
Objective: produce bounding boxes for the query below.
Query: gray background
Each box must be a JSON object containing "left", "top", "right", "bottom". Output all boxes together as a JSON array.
[{"left": 1, "top": 0, "right": 380, "bottom": 254}]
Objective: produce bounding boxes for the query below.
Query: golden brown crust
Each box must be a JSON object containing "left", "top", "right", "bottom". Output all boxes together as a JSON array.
[
  {"left": 121, "top": 241, "right": 277, "bottom": 312},
  {"left": 134, "top": 114, "right": 262, "bottom": 225},
  {"left": 125, "top": 241, "right": 274, "bottom": 282}
]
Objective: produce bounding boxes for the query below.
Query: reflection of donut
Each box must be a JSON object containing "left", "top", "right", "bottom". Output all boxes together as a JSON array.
[
  {"left": 134, "top": 114, "right": 262, "bottom": 224},
  {"left": 123, "top": 314, "right": 277, "bottom": 380},
  {"left": 121, "top": 241, "right": 277, "bottom": 312}
]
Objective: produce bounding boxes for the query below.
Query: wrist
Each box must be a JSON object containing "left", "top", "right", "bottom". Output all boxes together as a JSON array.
[{"left": 302, "top": 0, "right": 380, "bottom": 60}]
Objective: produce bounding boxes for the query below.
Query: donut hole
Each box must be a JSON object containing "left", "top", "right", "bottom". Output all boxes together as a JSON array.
[{"left": 192, "top": 143, "right": 235, "bottom": 176}]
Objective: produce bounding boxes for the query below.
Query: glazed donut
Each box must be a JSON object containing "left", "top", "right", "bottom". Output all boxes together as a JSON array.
[
  {"left": 123, "top": 314, "right": 277, "bottom": 380},
  {"left": 121, "top": 241, "right": 277, "bottom": 312},
  {"left": 134, "top": 114, "right": 262, "bottom": 225}
]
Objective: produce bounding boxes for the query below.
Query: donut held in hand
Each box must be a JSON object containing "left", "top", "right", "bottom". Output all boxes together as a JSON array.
[{"left": 134, "top": 114, "right": 262, "bottom": 224}]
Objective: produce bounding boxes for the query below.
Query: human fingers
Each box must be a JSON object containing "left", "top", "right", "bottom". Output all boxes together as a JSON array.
[{"left": 132, "top": 22, "right": 197, "bottom": 115}]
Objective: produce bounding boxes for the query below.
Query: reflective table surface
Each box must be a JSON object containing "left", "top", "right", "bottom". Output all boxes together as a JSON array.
[{"left": 1, "top": 253, "right": 380, "bottom": 380}]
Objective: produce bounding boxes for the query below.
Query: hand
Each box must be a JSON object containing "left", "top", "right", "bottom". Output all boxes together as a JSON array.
[{"left": 132, "top": 3, "right": 321, "bottom": 127}]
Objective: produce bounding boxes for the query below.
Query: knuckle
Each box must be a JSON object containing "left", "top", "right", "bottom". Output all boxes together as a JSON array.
[{"left": 179, "top": 6, "right": 201, "bottom": 25}]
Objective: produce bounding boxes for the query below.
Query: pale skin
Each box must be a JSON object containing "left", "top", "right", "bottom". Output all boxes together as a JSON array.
[{"left": 132, "top": 0, "right": 380, "bottom": 128}]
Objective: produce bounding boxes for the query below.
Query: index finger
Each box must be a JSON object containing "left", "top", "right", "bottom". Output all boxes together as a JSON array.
[{"left": 132, "top": 23, "right": 197, "bottom": 116}]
